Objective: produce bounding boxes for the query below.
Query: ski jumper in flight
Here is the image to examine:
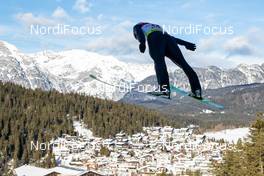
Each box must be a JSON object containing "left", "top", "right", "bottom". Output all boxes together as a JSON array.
[{"left": 133, "top": 22, "right": 202, "bottom": 99}]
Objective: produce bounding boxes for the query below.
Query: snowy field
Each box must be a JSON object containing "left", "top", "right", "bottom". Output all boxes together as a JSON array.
[
  {"left": 204, "top": 128, "right": 250, "bottom": 143},
  {"left": 73, "top": 121, "right": 93, "bottom": 138}
]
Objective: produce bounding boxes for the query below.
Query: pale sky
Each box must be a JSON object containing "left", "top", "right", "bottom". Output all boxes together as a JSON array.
[{"left": 0, "top": 0, "right": 263, "bottom": 68}]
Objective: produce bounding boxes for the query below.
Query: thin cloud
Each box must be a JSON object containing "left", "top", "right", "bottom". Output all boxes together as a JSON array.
[
  {"left": 224, "top": 36, "right": 253, "bottom": 56},
  {"left": 180, "top": 2, "right": 192, "bottom": 9},
  {"left": 52, "top": 6, "right": 69, "bottom": 19},
  {"left": 85, "top": 20, "right": 138, "bottom": 60},
  {"left": 15, "top": 13, "right": 55, "bottom": 25},
  {"left": 16, "top": 7, "right": 71, "bottom": 27},
  {"left": 73, "top": 0, "right": 91, "bottom": 13},
  {"left": 85, "top": 32, "right": 137, "bottom": 56},
  {"left": 0, "top": 25, "right": 7, "bottom": 35},
  {"left": 187, "top": 33, "right": 263, "bottom": 68}
]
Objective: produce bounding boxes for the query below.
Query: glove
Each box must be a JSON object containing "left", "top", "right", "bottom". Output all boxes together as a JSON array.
[
  {"left": 185, "top": 42, "right": 196, "bottom": 51},
  {"left": 139, "top": 43, "right": 146, "bottom": 53}
]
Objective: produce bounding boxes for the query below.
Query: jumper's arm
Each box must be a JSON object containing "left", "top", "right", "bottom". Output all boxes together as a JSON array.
[{"left": 174, "top": 37, "right": 196, "bottom": 51}]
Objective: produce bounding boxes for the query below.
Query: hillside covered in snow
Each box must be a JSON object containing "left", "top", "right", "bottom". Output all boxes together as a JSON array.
[{"left": 0, "top": 40, "right": 155, "bottom": 100}]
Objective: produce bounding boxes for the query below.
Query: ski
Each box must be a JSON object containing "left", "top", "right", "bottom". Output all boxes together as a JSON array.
[
  {"left": 89, "top": 74, "right": 170, "bottom": 100},
  {"left": 170, "top": 84, "right": 224, "bottom": 110},
  {"left": 90, "top": 74, "right": 224, "bottom": 109}
]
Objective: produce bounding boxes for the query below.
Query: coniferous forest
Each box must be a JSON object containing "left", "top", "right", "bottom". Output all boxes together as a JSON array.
[
  {"left": 1, "top": 81, "right": 263, "bottom": 175},
  {"left": 0, "top": 81, "right": 177, "bottom": 174},
  {"left": 212, "top": 114, "right": 264, "bottom": 176}
]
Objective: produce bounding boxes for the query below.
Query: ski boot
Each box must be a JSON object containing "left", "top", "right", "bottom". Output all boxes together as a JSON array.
[
  {"left": 189, "top": 89, "right": 203, "bottom": 100},
  {"left": 147, "top": 89, "right": 171, "bottom": 99}
]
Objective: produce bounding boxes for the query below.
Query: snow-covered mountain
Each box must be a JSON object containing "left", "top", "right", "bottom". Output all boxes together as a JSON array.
[
  {"left": 0, "top": 41, "right": 155, "bottom": 100},
  {"left": 141, "top": 64, "right": 264, "bottom": 92},
  {"left": 0, "top": 41, "right": 63, "bottom": 91},
  {"left": 31, "top": 50, "right": 156, "bottom": 100},
  {"left": 1, "top": 40, "right": 264, "bottom": 100}
]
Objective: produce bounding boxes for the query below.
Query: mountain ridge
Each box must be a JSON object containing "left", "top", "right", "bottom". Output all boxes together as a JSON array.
[{"left": 1, "top": 40, "right": 264, "bottom": 101}]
